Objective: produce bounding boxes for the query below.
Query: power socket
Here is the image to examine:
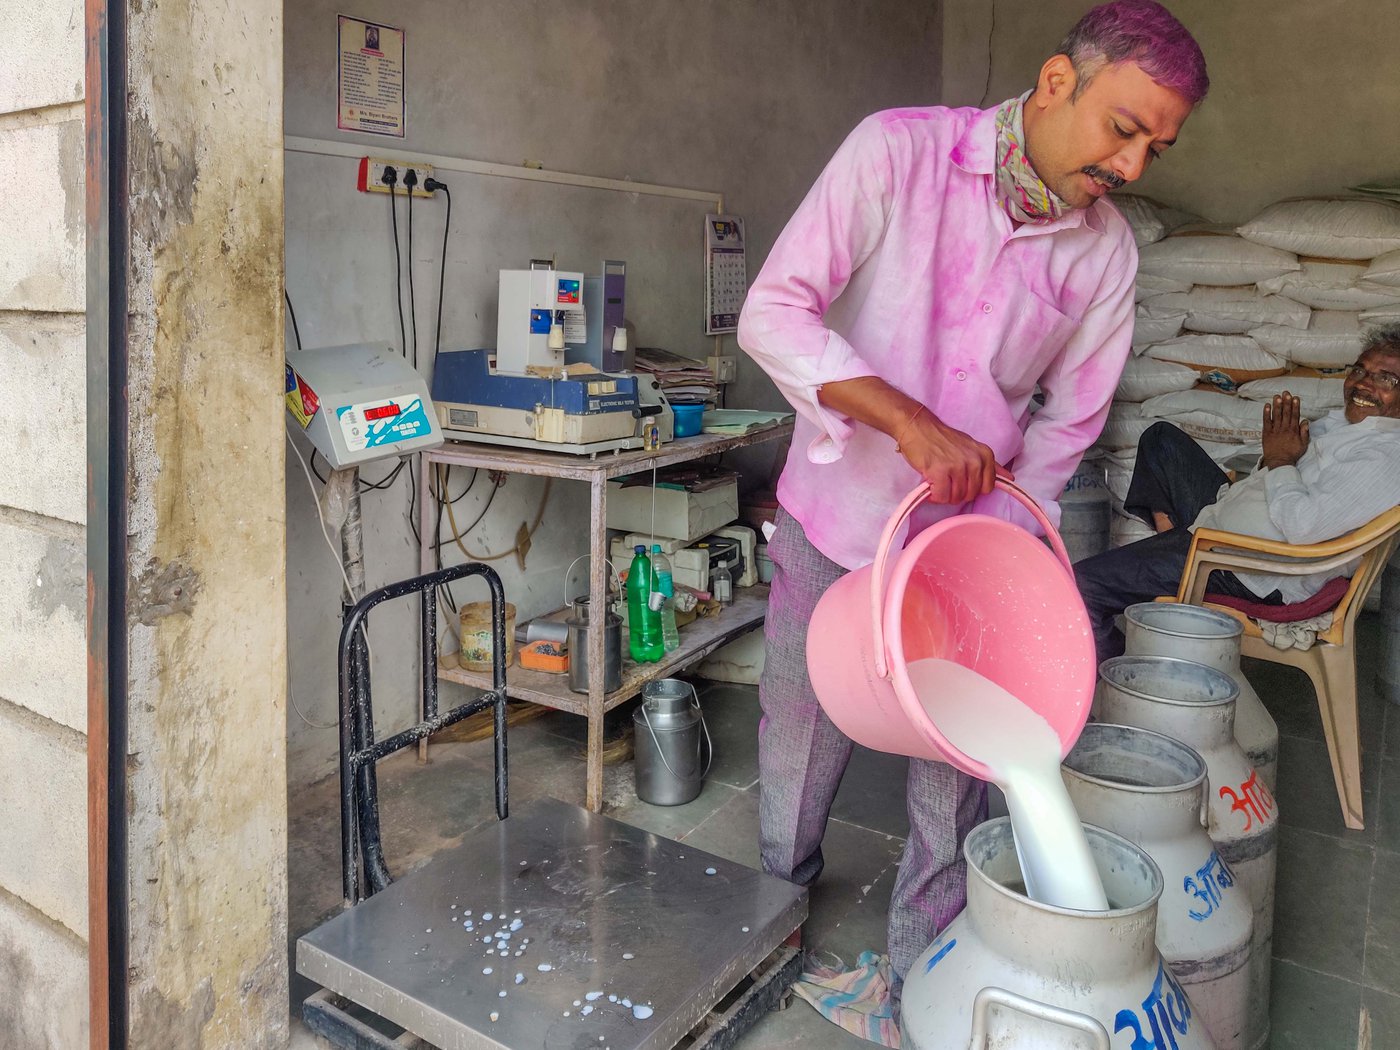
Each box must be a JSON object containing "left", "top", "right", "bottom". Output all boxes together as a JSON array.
[
  {"left": 707, "top": 355, "right": 738, "bottom": 384},
  {"left": 357, "top": 156, "right": 436, "bottom": 197}
]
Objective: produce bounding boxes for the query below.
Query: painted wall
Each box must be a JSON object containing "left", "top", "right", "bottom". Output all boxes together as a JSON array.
[
  {"left": 942, "top": 0, "right": 1400, "bottom": 223},
  {"left": 0, "top": 1, "right": 90, "bottom": 1046},
  {"left": 282, "top": 0, "right": 943, "bottom": 785}
]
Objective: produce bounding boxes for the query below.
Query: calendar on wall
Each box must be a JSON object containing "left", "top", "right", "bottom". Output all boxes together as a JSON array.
[{"left": 704, "top": 214, "right": 747, "bottom": 335}]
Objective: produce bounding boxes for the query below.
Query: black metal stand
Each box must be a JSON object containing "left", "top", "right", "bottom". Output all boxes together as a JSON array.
[{"left": 336, "top": 564, "right": 509, "bottom": 906}]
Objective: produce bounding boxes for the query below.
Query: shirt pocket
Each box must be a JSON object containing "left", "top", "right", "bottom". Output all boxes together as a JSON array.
[{"left": 988, "top": 289, "right": 1080, "bottom": 397}]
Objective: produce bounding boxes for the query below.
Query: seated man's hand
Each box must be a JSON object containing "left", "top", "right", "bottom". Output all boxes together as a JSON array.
[{"left": 1261, "top": 392, "right": 1309, "bottom": 470}]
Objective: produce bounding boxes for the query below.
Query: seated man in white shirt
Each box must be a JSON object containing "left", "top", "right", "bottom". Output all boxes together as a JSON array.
[{"left": 1078, "top": 323, "right": 1400, "bottom": 660}]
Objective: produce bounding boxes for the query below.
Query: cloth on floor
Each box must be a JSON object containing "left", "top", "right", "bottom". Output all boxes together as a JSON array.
[
  {"left": 1258, "top": 611, "right": 1333, "bottom": 650},
  {"left": 792, "top": 950, "right": 901, "bottom": 1048}
]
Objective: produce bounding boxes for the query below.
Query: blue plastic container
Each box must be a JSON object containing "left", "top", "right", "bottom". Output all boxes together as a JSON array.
[{"left": 671, "top": 403, "right": 705, "bottom": 438}]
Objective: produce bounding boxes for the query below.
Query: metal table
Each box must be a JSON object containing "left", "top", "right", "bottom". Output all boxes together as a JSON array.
[
  {"left": 419, "top": 424, "right": 794, "bottom": 812},
  {"left": 300, "top": 797, "right": 807, "bottom": 1050}
]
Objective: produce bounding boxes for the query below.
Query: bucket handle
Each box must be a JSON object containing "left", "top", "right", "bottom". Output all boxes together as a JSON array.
[
  {"left": 872, "top": 476, "right": 1072, "bottom": 681},
  {"left": 970, "top": 987, "right": 1110, "bottom": 1050},
  {"left": 637, "top": 682, "right": 714, "bottom": 784},
  {"left": 563, "top": 554, "right": 620, "bottom": 609}
]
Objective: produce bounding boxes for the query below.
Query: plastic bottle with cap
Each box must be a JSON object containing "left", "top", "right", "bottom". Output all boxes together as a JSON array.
[
  {"left": 712, "top": 561, "right": 734, "bottom": 606},
  {"left": 626, "top": 545, "right": 665, "bottom": 663},
  {"left": 651, "top": 544, "right": 680, "bottom": 652}
]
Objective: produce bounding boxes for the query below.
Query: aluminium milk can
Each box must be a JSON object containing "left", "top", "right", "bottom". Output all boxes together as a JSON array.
[
  {"left": 1061, "top": 457, "right": 1112, "bottom": 564},
  {"left": 1063, "top": 723, "right": 1253, "bottom": 1050},
  {"left": 902, "top": 818, "right": 1216, "bottom": 1050},
  {"left": 632, "top": 679, "right": 712, "bottom": 806},
  {"left": 1124, "top": 602, "right": 1279, "bottom": 792},
  {"left": 1098, "top": 656, "right": 1276, "bottom": 1050}
]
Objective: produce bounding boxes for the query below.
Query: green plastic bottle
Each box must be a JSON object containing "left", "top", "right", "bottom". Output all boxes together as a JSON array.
[{"left": 627, "top": 545, "right": 665, "bottom": 663}]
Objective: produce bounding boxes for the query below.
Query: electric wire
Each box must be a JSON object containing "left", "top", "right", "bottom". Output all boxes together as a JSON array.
[
  {"left": 433, "top": 184, "right": 452, "bottom": 363},
  {"left": 388, "top": 183, "right": 407, "bottom": 361},
  {"left": 442, "top": 476, "right": 553, "bottom": 562},
  {"left": 407, "top": 183, "right": 419, "bottom": 370},
  {"left": 285, "top": 289, "right": 302, "bottom": 351}
]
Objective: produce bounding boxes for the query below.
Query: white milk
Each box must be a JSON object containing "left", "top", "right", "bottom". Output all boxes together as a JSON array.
[{"left": 907, "top": 657, "right": 1109, "bottom": 911}]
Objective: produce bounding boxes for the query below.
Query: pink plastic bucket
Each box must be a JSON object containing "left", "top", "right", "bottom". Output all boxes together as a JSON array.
[{"left": 806, "top": 479, "right": 1097, "bottom": 781}]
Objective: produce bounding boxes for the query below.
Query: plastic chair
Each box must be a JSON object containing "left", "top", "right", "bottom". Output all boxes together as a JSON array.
[{"left": 1162, "top": 505, "right": 1400, "bottom": 830}]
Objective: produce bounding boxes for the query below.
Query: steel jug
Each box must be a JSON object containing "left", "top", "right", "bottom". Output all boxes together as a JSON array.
[
  {"left": 566, "top": 596, "right": 622, "bottom": 695},
  {"left": 632, "top": 679, "right": 712, "bottom": 806}
]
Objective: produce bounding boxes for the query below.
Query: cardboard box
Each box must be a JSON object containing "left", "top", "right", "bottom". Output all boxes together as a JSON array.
[{"left": 606, "top": 474, "right": 738, "bottom": 542}]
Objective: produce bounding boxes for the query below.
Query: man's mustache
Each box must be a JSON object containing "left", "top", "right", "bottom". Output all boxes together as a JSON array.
[{"left": 1081, "top": 166, "right": 1126, "bottom": 191}]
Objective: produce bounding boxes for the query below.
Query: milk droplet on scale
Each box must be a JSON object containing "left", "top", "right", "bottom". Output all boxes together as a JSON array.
[
  {"left": 498, "top": 990, "right": 507, "bottom": 998},
  {"left": 704, "top": 867, "right": 717, "bottom": 876},
  {"left": 622, "top": 952, "right": 634, "bottom": 960},
  {"left": 537, "top": 963, "right": 553, "bottom": 972},
  {"left": 514, "top": 972, "right": 524, "bottom": 984},
  {"left": 482, "top": 967, "right": 492, "bottom": 975},
  {"left": 586, "top": 991, "right": 604, "bottom": 1001},
  {"left": 483, "top": 912, "right": 493, "bottom": 921},
  {"left": 632, "top": 1004, "right": 654, "bottom": 1020},
  {"left": 608, "top": 995, "right": 617, "bottom": 1003},
  {"left": 581, "top": 1005, "right": 593, "bottom": 1016}
]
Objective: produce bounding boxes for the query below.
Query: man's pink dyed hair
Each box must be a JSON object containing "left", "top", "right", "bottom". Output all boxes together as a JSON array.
[{"left": 1058, "top": 0, "right": 1209, "bottom": 106}]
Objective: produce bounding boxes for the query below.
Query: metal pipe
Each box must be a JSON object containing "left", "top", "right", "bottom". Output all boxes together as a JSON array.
[{"left": 85, "top": 0, "right": 129, "bottom": 1043}]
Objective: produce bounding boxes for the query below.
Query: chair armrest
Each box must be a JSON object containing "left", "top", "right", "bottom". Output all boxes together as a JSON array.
[{"left": 1177, "top": 518, "right": 1400, "bottom": 606}]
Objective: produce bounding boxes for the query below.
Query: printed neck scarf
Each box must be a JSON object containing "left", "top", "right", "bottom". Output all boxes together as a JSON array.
[{"left": 993, "top": 91, "right": 1069, "bottom": 225}]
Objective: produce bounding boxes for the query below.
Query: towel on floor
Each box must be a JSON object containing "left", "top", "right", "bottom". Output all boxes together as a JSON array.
[{"left": 792, "top": 950, "right": 901, "bottom": 1048}]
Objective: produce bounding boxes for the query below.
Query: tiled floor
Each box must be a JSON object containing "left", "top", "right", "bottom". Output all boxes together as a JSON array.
[{"left": 288, "top": 615, "right": 1400, "bottom": 1048}]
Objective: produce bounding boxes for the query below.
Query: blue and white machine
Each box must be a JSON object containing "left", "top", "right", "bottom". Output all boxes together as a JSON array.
[
  {"left": 286, "top": 342, "right": 443, "bottom": 468},
  {"left": 430, "top": 263, "right": 665, "bottom": 454}
]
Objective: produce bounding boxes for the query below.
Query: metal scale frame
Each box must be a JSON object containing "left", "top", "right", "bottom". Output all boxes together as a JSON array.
[{"left": 297, "top": 565, "right": 807, "bottom": 1050}]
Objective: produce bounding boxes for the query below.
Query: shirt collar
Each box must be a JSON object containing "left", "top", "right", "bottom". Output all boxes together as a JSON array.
[
  {"left": 1317, "top": 409, "right": 1400, "bottom": 435},
  {"left": 951, "top": 101, "right": 1108, "bottom": 237}
]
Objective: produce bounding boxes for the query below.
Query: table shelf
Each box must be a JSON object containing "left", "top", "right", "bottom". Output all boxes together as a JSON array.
[
  {"left": 420, "top": 423, "right": 792, "bottom": 811},
  {"left": 438, "top": 584, "right": 770, "bottom": 713}
]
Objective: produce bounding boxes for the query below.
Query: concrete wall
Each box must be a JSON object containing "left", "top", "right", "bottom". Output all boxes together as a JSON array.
[
  {"left": 282, "top": 0, "right": 943, "bottom": 784},
  {"left": 941, "top": 0, "right": 1400, "bottom": 223},
  {"left": 123, "top": 0, "right": 290, "bottom": 1045},
  {"left": 0, "top": 0, "right": 91, "bottom": 1045}
]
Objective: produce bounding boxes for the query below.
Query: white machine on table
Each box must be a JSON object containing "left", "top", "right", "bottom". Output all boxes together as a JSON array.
[
  {"left": 431, "top": 261, "right": 674, "bottom": 455},
  {"left": 286, "top": 341, "right": 444, "bottom": 467}
]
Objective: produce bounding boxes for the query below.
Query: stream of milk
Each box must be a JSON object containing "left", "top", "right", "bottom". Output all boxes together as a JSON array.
[{"left": 907, "top": 657, "right": 1109, "bottom": 911}]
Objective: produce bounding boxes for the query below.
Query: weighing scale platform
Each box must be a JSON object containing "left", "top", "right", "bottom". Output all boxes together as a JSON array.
[{"left": 298, "top": 797, "right": 808, "bottom": 1050}]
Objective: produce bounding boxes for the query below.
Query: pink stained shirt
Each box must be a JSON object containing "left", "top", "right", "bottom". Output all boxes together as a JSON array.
[{"left": 737, "top": 104, "right": 1137, "bottom": 570}]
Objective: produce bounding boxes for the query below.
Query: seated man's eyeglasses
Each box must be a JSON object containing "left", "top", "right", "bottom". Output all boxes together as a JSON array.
[{"left": 1346, "top": 363, "right": 1400, "bottom": 390}]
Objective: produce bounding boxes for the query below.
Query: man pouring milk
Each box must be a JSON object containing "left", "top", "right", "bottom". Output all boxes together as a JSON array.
[{"left": 737, "top": 0, "right": 1208, "bottom": 1011}]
